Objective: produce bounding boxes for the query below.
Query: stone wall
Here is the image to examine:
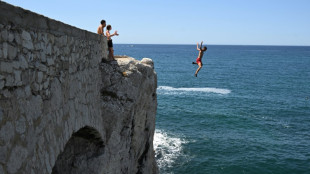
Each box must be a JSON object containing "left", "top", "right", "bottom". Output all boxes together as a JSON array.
[{"left": 0, "top": 1, "right": 158, "bottom": 174}]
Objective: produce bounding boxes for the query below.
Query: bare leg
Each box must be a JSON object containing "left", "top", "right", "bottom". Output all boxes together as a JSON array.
[
  {"left": 195, "top": 63, "right": 202, "bottom": 77},
  {"left": 108, "top": 48, "right": 113, "bottom": 60},
  {"left": 111, "top": 48, "right": 115, "bottom": 60}
]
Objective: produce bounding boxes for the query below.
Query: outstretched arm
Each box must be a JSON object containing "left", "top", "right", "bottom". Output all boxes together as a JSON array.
[
  {"left": 106, "top": 31, "right": 119, "bottom": 39},
  {"left": 197, "top": 42, "right": 200, "bottom": 51},
  {"left": 200, "top": 41, "right": 203, "bottom": 50}
]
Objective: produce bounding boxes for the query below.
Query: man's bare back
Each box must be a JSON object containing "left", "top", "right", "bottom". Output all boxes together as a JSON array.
[
  {"left": 97, "top": 20, "right": 106, "bottom": 36},
  {"left": 97, "top": 25, "right": 104, "bottom": 35}
]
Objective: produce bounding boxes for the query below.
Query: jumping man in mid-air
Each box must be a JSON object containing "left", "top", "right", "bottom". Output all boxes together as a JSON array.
[{"left": 193, "top": 41, "right": 207, "bottom": 77}]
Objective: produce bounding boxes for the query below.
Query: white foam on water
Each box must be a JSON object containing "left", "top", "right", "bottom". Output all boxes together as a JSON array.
[
  {"left": 153, "top": 129, "right": 187, "bottom": 169},
  {"left": 157, "top": 86, "right": 231, "bottom": 95}
]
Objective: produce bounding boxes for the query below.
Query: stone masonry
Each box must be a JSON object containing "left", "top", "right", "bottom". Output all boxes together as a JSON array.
[{"left": 0, "top": 2, "right": 158, "bottom": 174}]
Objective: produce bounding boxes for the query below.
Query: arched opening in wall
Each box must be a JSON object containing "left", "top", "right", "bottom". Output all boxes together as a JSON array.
[{"left": 52, "top": 126, "right": 105, "bottom": 174}]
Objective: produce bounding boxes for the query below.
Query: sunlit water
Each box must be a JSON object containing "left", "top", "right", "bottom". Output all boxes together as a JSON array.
[{"left": 115, "top": 44, "right": 310, "bottom": 174}]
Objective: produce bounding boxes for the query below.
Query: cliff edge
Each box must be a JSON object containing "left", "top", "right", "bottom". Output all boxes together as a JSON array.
[{"left": 0, "top": 1, "right": 158, "bottom": 174}]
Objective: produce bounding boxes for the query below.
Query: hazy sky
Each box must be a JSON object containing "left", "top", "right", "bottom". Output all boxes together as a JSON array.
[{"left": 3, "top": 0, "right": 310, "bottom": 45}]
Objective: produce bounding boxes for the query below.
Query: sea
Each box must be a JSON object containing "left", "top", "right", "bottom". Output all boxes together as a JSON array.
[{"left": 114, "top": 44, "right": 310, "bottom": 174}]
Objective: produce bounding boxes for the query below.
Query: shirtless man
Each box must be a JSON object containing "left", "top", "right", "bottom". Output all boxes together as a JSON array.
[
  {"left": 97, "top": 20, "right": 106, "bottom": 36},
  {"left": 193, "top": 41, "right": 207, "bottom": 77}
]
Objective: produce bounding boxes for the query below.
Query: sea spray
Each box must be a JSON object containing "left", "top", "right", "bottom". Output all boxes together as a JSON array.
[
  {"left": 157, "top": 86, "right": 231, "bottom": 95},
  {"left": 154, "top": 130, "right": 188, "bottom": 170}
]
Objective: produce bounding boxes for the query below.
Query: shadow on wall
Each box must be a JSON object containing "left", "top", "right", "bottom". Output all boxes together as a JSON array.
[{"left": 52, "top": 126, "right": 105, "bottom": 174}]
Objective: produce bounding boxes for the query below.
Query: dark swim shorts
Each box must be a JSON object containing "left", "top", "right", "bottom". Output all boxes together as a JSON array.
[{"left": 108, "top": 39, "right": 113, "bottom": 48}]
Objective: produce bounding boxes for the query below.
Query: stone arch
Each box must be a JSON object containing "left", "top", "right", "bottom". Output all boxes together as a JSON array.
[{"left": 52, "top": 126, "right": 105, "bottom": 174}]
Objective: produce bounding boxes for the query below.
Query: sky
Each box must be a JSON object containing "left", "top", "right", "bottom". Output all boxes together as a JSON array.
[{"left": 3, "top": 0, "right": 310, "bottom": 45}]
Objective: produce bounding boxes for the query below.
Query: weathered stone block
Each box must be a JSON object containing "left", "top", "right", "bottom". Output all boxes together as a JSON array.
[
  {"left": 68, "top": 37, "right": 74, "bottom": 46},
  {"left": 22, "top": 30, "right": 31, "bottom": 41},
  {"left": 8, "top": 32, "right": 14, "bottom": 43},
  {"left": 12, "top": 60, "right": 20, "bottom": 69},
  {"left": 40, "top": 51, "right": 47, "bottom": 63},
  {"left": 0, "top": 62, "right": 13, "bottom": 73},
  {"left": 30, "top": 31, "right": 38, "bottom": 40},
  {"left": 21, "top": 71, "right": 30, "bottom": 86},
  {"left": 14, "top": 70, "right": 22, "bottom": 85},
  {"left": 31, "top": 82, "right": 40, "bottom": 92},
  {"left": 1, "top": 89, "right": 12, "bottom": 98},
  {"left": 37, "top": 71, "right": 43, "bottom": 83},
  {"left": 14, "top": 32, "right": 21, "bottom": 44},
  {"left": 22, "top": 30, "right": 34, "bottom": 50},
  {"left": 43, "top": 79, "right": 49, "bottom": 89},
  {"left": 1, "top": 29, "right": 8, "bottom": 42},
  {"left": 19, "top": 54, "right": 28, "bottom": 69},
  {"left": 15, "top": 88, "right": 26, "bottom": 99},
  {"left": 8, "top": 44, "right": 17, "bottom": 60},
  {"left": 34, "top": 42, "right": 42, "bottom": 51},
  {"left": 47, "top": 33, "right": 55, "bottom": 44},
  {"left": 5, "top": 74, "right": 14, "bottom": 86},
  {"left": 60, "top": 35, "right": 68, "bottom": 46},
  {"left": 47, "top": 57, "right": 54, "bottom": 66},
  {"left": 2, "top": 42, "right": 8, "bottom": 59},
  {"left": 53, "top": 45, "right": 60, "bottom": 56},
  {"left": 25, "top": 85, "right": 31, "bottom": 97},
  {"left": 22, "top": 47, "right": 28, "bottom": 54},
  {"left": 46, "top": 43, "right": 52, "bottom": 55},
  {"left": 16, "top": 116, "right": 27, "bottom": 134},
  {"left": 35, "top": 62, "right": 47, "bottom": 72},
  {"left": 0, "top": 80, "right": 4, "bottom": 90},
  {"left": 64, "top": 46, "right": 70, "bottom": 56},
  {"left": 40, "top": 33, "right": 48, "bottom": 43},
  {"left": 48, "top": 66, "right": 56, "bottom": 76}
]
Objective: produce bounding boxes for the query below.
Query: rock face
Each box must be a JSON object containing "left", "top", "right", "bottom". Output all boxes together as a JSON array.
[{"left": 0, "top": 2, "right": 158, "bottom": 174}]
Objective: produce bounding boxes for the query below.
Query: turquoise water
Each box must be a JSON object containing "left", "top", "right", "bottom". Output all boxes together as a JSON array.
[{"left": 115, "top": 44, "right": 310, "bottom": 174}]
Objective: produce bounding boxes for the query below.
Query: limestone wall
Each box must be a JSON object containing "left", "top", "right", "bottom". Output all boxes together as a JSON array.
[{"left": 0, "top": 2, "right": 158, "bottom": 174}]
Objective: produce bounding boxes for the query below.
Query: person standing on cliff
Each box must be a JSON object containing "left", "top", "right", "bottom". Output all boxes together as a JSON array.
[
  {"left": 192, "top": 41, "right": 207, "bottom": 77},
  {"left": 97, "top": 20, "right": 106, "bottom": 36},
  {"left": 106, "top": 25, "right": 119, "bottom": 60}
]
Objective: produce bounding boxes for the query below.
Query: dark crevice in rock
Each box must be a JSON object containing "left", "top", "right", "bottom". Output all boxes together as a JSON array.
[
  {"left": 130, "top": 118, "right": 135, "bottom": 138},
  {"left": 100, "top": 89, "right": 134, "bottom": 103},
  {"left": 100, "top": 89, "right": 118, "bottom": 99},
  {"left": 2, "top": 86, "right": 18, "bottom": 92},
  {"left": 137, "top": 141, "right": 150, "bottom": 174}
]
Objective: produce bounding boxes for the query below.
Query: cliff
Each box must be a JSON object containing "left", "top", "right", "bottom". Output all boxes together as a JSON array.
[{"left": 0, "top": 1, "right": 158, "bottom": 174}]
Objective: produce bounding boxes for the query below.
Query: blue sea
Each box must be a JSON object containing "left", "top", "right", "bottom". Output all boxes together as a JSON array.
[{"left": 114, "top": 44, "right": 310, "bottom": 174}]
